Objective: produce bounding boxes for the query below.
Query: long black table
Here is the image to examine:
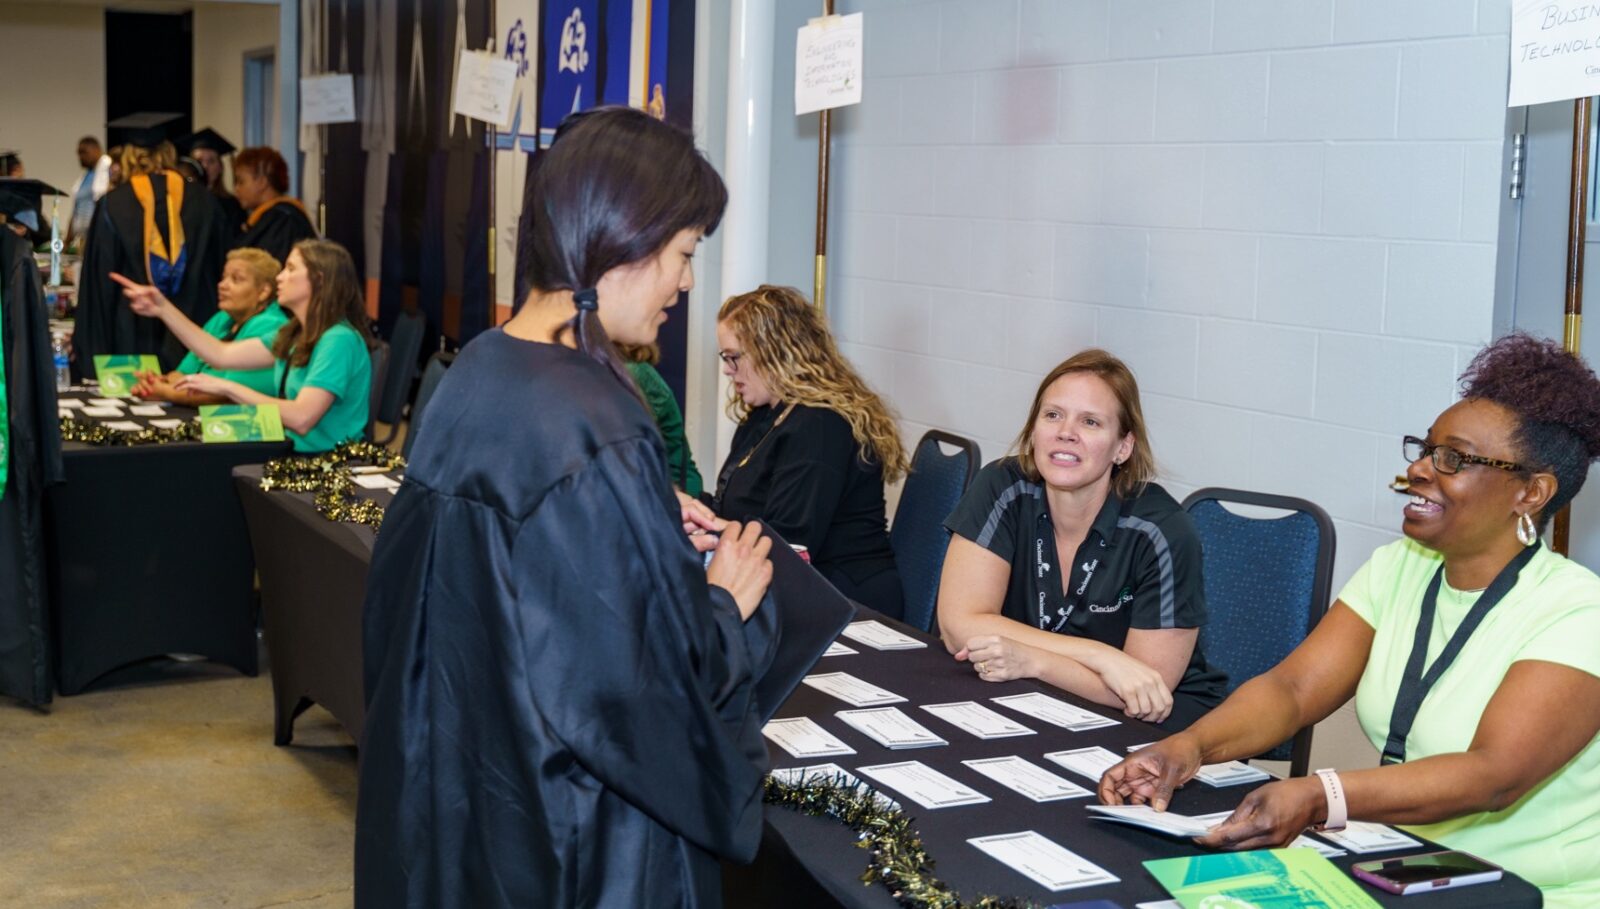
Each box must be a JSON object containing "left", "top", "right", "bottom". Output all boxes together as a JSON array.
[{"left": 47, "top": 390, "right": 288, "bottom": 694}]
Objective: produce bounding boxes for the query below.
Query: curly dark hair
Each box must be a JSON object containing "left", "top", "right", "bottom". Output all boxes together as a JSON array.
[{"left": 1459, "top": 331, "right": 1600, "bottom": 526}]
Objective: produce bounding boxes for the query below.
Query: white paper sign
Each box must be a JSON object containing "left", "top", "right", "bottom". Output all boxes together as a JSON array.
[
  {"left": 1509, "top": 1, "right": 1600, "bottom": 107},
  {"left": 795, "top": 13, "right": 864, "bottom": 116},
  {"left": 301, "top": 73, "right": 357, "bottom": 125},
  {"left": 452, "top": 51, "right": 519, "bottom": 128}
]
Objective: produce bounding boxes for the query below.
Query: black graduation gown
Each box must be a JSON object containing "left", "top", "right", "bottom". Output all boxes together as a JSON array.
[
  {"left": 0, "top": 230, "right": 63, "bottom": 707},
  {"left": 357, "top": 330, "right": 777, "bottom": 909},
  {"left": 75, "top": 177, "right": 230, "bottom": 373},
  {"left": 213, "top": 188, "right": 246, "bottom": 236},
  {"left": 234, "top": 200, "right": 318, "bottom": 265}
]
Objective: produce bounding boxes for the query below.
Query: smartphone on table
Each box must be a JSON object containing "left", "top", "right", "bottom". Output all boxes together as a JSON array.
[{"left": 1351, "top": 850, "right": 1503, "bottom": 895}]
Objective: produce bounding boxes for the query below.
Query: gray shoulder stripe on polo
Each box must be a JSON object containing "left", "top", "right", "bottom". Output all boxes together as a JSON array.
[
  {"left": 975, "top": 480, "right": 1042, "bottom": 549},
  {"left": 1117, "top": 514, "right": 1176, "bottom": 628}
]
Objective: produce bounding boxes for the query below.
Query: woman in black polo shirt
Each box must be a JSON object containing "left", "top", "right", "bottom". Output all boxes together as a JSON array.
[{"left": 939, "top": 349, "right": 1226, "bottom": 730}]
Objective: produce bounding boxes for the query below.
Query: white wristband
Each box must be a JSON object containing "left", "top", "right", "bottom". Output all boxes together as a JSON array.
[{"left": 1314, "top": 768, "right": 1347, "bottom": 831}]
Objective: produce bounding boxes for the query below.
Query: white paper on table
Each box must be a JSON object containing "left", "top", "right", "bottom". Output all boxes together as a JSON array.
[
  {"left": 1509, "top": 0, "right": 1600, "bottom": 107},
  {"left": 1316, "top": 820, "right": 1424, "bottom": 854},
  {"left": 762, "top": 717, "right": 856, "bottom": 759},
  {"left": 769, "top": 763, "right": 899, "bottom": 811},
  {"left": 795, "top": 12, "right": 864, "bottom": 117},
  {"left": 451, "top": 51, "right": 518, "bottom": 128},
  {"left": 301, "top": 73, "right": 357, "bottom": 124},
  {"left": 102, "top": 420, "right": 145, "bottom": 431},
  {"left": 1087, "top": 804, "right": 1214, "bottom": 838},
  {"left": 56, "top": 398, "right": 83, "bottom": 408},
  {"left": 81, "top": 407, "right": 124, "bottom": 418},
  {"left": 821, "top": 641, "right": 857, "bottom": 657},
  {"left": 801, "top": 671, "right": 907, "bottom": 706},
  {"left": 992, "top": 692, "right": 1119, "bottom": 731},
  {"left": 967, "top": 830, "right": 1119, "bottom": 891},
  {"left": 921, "top": 701, "right": 1035, "bottom": 739},
  {"left": 1126, "top": 741, "right": 1156, "bottom": 752},
  {"left": 59, "top": 409, "right": 73, "bottom": 419},
  {"left": 352, "top": 474, "right": 402, "bottom": 490},
  {"left": 855, "top": 760, "right": 990, "bottom": 809},
  {"left": 962, "top": 756, "right": 1091, "bottom": 802},
  {"left": 87, "top": 397, "right": 123, "bottom": 407},
  {"left": 838, "top": 620, "right": 927, "bottom": 650},
  {"left": 149, "top": 418, "right": 185, "bottom": 429},
  {"left": 129, "top": 404, "right": 166, "bottom": 416},
  {"left": 1136, "top": 901, "right": 1183, "bottom": 909},
  {"left": 1042, "top": 745, "right": 1124, "bottom": 781},
  {"left": 1292, "top": 833, "right": 1349, "bottom": 858},
  {"left": 1193, "top": 760, "right": 1272, "bottom": 787},
  {"left": 835, "top": 707, "right": 947, "bottom": 749}
]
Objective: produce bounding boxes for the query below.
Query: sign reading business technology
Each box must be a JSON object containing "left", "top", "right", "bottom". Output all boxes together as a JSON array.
[{"left": 1509, "top": 1, "right": 1600, "bottom": 107}]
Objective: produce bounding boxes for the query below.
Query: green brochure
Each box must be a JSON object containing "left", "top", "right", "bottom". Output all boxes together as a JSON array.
[
  {"left": 199, "top": 404, "right": 285, "bottom": 443},
  {"left": 1144, "top": 847, "right": 1382, "bottom": 909},
  {"left": 94, "top": 354, "right": 161, "bottom": 397}
]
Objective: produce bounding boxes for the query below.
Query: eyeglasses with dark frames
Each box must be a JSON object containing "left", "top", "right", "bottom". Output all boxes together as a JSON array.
[
  {"left": 718, "top": 351, "right": 743, "bottom": 367},
  {"left": 1402, "top": 436, "right": 1527, "bottom": 476}
]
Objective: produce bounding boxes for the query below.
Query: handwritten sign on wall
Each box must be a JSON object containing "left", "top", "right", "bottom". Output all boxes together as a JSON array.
[
  {"left": 453, "top": 51, "right": 519, "bottom": 128},
  {"left": 796, "top": 13, "right": 864, "bottom": 117},
  {"left": 301, "top": 74, "right": 357, "bottom": 125},
  {"left": 1509, "top": 1, "right": 1600, "bottom": 107}
]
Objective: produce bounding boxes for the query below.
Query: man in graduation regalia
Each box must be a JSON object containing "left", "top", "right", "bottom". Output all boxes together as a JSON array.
[{"left": 75, "top": 117, "right": 230, "bottom": 373}]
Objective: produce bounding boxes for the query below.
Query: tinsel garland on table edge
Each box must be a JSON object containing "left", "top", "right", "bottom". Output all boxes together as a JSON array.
[
  {"left": 763, "top": 772, "right": 1041, "bottom": 909},
  {"left": 59, "top": 415, "right": 202, "bottom": 445},
  {"left": 259, "top": 440, "right": 405, "bottom": 529}
]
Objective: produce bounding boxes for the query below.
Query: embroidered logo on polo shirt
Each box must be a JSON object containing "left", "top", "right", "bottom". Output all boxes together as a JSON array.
[{"left": 1089, "top": 587, "right": 1133, "bottom": 614}]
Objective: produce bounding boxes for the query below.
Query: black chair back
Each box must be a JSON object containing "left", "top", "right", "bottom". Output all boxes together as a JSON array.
[
  {"left": 374, "top": 311, "right": 426, "bottom": 444},
  {"left": 366, "top": 341, "right": 389, "bottom": 442},
  {"left": 890, "top": 430, "right": 980, "bottom": 632},
  {"left": 403, "top": 350, "right": 456, "bottom": 460}
]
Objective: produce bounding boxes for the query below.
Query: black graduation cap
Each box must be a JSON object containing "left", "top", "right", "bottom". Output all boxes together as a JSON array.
[
  {"left": 176, "top": 127, "right": 237, "bottom": 156},
  {"left": 0, "top": 177, "right": 65, "bottom": 231},
  {"left": 0, "top": 149, "right": 20, "bottom": 174},
  {"left": 107, "top": 111, "right": 183, "bottom": 148}
]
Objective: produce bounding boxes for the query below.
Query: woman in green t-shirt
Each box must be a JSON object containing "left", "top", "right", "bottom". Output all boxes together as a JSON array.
[
  {"left": 1100, "top": 333, "right": 1600, "bottom": 908},
  {"left": 132, "top": 247, "right": 287, "bottom": 404},
  {"left": 113, "top": 239, "right": 374, "bottom": 453}
]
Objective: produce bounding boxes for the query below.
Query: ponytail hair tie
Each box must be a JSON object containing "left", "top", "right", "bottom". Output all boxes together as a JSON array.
[{"left": 573, "top": 288, "right": 599, "bottom": 312}]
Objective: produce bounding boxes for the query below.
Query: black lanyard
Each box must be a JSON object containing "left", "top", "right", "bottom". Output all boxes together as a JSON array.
[
  {"left": 1380, "top": 543, "right": 1540, "bottom": 765},
  {"left": 712, "top": 403, "right": 794, "bottom": 512}
]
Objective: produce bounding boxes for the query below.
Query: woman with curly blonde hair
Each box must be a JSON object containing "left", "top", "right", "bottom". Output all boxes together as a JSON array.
[{"left": 715, "top": 284, "right": 907, "bottom": 617}]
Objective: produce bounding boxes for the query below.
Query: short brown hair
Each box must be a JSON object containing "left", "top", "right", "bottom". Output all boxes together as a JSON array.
[
  {"left": 224, "top": 247, "right": 281, "bottom": 290},
  {"left": 235, "top": 146, "right": 291, "bottom": 193},
  {"left": 271, "top": 240, "right": 374, "bottom": 367},
  {"left": 1012, "top": 349, "right": 1155, "bottom": 499}
]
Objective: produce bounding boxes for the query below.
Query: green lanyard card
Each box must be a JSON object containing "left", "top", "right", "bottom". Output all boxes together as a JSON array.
[
  {"left": 93, "top": 354, "right": 161, "bottom": 397},
  {"left": 199, "top": 403, "right": 285, "bottom": 443}
]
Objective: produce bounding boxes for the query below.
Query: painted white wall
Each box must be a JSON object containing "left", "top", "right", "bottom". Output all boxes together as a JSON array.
[
  {"left": 192, "top": 1, "right": 281, "bottom": 189},
  {"left": 743, "top": 0, "right": 1516, "bottom": 769},
  {"left": 0, "top": 4, "right": 107, "bottom": 202}
]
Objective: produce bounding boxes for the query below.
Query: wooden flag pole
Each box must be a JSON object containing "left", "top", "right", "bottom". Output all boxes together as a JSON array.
[
  {"left": 814, "top": 0, "right": 835, "bottom": 313},
  {"left": 1555, "top": 96, "right": 1591, "bottom": 556}
]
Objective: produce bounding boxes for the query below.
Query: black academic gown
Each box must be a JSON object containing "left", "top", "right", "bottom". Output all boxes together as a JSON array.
[
  {"left": 234, "top": 200, "right": 317, "bottom": 265},
  {"left": 75, "top": 177, "right": 229, "bottom": 373},
  {"left": 213, "top": 188, "right": 246, "bottom": 236},
  {"left": 0, "top": 230, "right": 63, "bottom": 707},
  {"left": 357, "top": 330, "right": 777, "bottom": 909}
]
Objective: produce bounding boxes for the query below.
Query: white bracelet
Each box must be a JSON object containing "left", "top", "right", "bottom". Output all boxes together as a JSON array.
[{"left": 1314, "top": 768, "right": 1347, "bottom": 831}]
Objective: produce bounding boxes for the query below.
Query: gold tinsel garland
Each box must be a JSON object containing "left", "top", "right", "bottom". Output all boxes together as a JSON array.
[
  {"left": 763, "top": 772, "right": 1041, "bottom": 909},
  {"left": 59, "top": 415, "right": 202, "bottom": 445},
  {"left": 260, "top": 441, "right": 405, "bottom": 529}
]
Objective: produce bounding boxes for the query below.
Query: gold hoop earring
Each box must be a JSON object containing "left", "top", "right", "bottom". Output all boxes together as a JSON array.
[{"left": 1516, "top": 512, "right": 1539, "bottom": 548}]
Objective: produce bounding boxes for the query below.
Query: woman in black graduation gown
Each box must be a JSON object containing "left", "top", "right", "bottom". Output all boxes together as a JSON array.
[
  {"left": 714, "top": 285, "right": 908, "bottom": 618},
  {"left": 232, "top": 147, "right": 316, "bottom": 263},
  {"left": 357, "top": 107, "right": 778, "bottom": 909}
]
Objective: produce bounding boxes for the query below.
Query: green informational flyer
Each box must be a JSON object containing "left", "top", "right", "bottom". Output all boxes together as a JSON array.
[
  {"left": 93, "top": 354, "right": 161, "bottom": 397},
  {"left": 199, "top": 404, "right": 285, "bottom": 443},
  {"left": 1144, "top": 847, "right": 1382, "bottom": 909}
]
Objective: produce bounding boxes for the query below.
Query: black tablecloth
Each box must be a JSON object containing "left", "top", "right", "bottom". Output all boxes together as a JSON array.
[
  {"left": 47, "top": 391, "right": 289, "bottom": 694},
  {"left": 232, "top": 464, "right": 388, "bottom": 745},
  {"left": 734, "top": 610, "right": 1541, "bottom": 909}
]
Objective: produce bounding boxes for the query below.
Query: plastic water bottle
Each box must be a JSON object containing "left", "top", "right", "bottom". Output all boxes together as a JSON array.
[{"left": 52, "top": 334, "right": 70, "bottom": 391}]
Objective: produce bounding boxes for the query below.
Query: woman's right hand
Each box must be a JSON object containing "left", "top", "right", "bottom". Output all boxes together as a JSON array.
[
  {"left": 1087, "top": 647, "right": 1174, "bottom": 723},
  {"left": 705, "top": 520, "right": 773, "bottom": 621},
  {"left": 110, "top": 272, "right": 173, "bottom": 319},
  {"left": 1097, "top": 734, "right": 1204, "bottom": 812}
]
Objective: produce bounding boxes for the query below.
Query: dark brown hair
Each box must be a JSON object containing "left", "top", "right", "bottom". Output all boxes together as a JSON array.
[
  {"left": 272, "top": 240, "right": 374, "bottom": 368},
  {"left": 234, "top": 147, "right": 291, "bottom": 194},
  {"left": 1012, "top": 349, "right": 1155, "bottom": 499}
]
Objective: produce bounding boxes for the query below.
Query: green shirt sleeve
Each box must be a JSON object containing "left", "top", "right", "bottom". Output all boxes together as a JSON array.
[
  {"left": 301, "top": 324, "right": 365, "bottom": 401},
  {"left": 176, "top": 310, "right": 237, "bottom": 375},
  {"left": 626, "top": 361, "right": 703, "bottom": 497}
]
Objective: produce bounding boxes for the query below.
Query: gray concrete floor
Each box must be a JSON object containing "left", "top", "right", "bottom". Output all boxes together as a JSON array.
[{"left": 0, "top": 655, "right": 357, "bottom": 909}]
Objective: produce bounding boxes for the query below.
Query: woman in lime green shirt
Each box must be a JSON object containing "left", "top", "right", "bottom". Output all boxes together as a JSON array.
[
  {"left": 114, "top": 239, "right": 374, "bottom": 453},
  {"left": 132, "top": 247, "right": 287, "bottom": 404},
  {"left": 1100, "top": 333, "right": 1600, "bottom": 908}
]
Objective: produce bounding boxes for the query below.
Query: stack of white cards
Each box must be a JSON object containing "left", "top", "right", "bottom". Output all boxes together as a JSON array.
[
  {"left": 1185, "top": 811, "right": 1351, "bottom": 857},
  {"left": 967, "top": 831, "right": 1118, "bottom": 891},
  {"left": 1042, "top": 746, "right": 1123, "bottom": 782},
  {"left": 992, "top": 692, "right": 1119, "bottom": 731},
  {"left": 769, "top": 763, "right": 899, "bottom": 810},
  {"left": 102, "top": 421, "right": 145, "bottom": 431},
  {"left": 1315, "top": 820, "right": 1423, "bottom": 853},
  {"left": 801, "top": 672, "right": 906, "bottom": 706},
  {"left": 820, "top": 641, "right": 857, "bottom": 657},
  {"left": 149, "top": 418, "right": 186, "bottom": 429},
  {"left": 855, "top": 761, "right": 990, "bottom": 809},
  {"left": 1192, "top": 760, "right": 1272, "bottom": 787},
  {"left": 762, "top": 717, "right": 855, "bottom": 759},
  {"left": 129, "top": 404, "right": 166, "bottom": 416},
  {"left": 920, "top": 701, "right": 1034, "bottom": 739},
  {"left": 836, "top": 707, "right": 947, "bottom": 749},
  {"left": 838, "top": 620, "right": 928, "bottom": 650},
  {"left": 962, "top": 756, "right": 1091, "bottom": 802}
]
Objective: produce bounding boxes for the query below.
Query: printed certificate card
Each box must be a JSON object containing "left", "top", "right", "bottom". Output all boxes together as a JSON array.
[
  {"left": 1315, "top": 821, "right": 1423, "bottom": 854},
  {"left": 1144, "top": 847, "right": 1380, "bottom": 909},
  {"left": 1042, "top": 746, "right": 1124, "bottom": 782},
  {"left": 855, "top": 760, "right": 990, "bottom": 809},
  {"left": 762, "top": 717, "right": 855, "bottom": 759},
  {"left": 801, "top": 672, "right": 907, "bottom": 706},
  {"left": 838, "top": 620, "right": 927, "bottom": 650},
  {"left": 836, "top": 707, "right": 947, "bottom": 749},
  {"left": 1192, "top": 760, "right": 1272, "bottom": 787},
  {"left": 921, "top": 701, "right": 1035, "bottom": 739},
  {"left": 1084, "top": 804, "right": 1213, "bottom": 838},
  {"left": 962, "top": 756, "right": 1091, "bottom": 802},
  {"left": 967, "top": 830, "right": 1119, "bottom": 892},
  {"left": 199, "top": 404, "right": 285, "bottom": 443},
  {"left": 992, "top": 692, "right": 1119, "bottom": 731}
]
